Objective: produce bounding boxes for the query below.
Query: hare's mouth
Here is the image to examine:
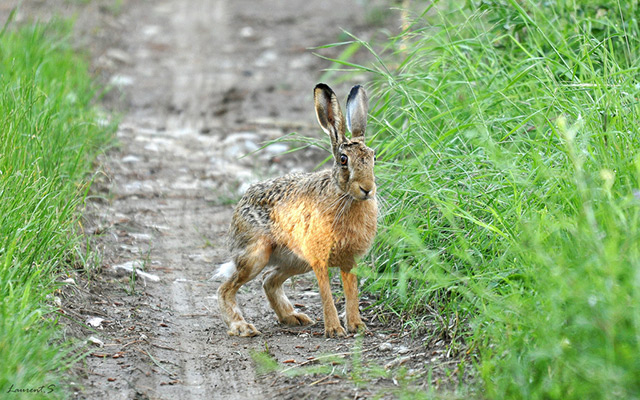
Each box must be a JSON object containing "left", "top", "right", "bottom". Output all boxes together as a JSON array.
[
  {"left": 358, "top": 193, "right": 375, "bottom": 201},
  {"left": 349, "top": 185, "right": 375, "bottom": 201}
]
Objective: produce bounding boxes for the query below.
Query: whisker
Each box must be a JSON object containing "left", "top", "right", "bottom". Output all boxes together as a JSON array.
[
  {"left": 375, "top": 194, "right": 389, "bottom": 214},
  {"left": 320, "top": 201, "right": 341, "bottom": 222},
  {"left": 323, "top": 195, "right": 345, "bottom": 214},
  {"left": 333, "top": 194, "right": 353, "bottom": 230}
]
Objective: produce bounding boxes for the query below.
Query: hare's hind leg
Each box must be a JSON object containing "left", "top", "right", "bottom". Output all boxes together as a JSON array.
[
  {"left": 218, "top": 238, "right": 271, "bottom": 337},
  {"left": 263, "top": 263, "right": 315, "bottom": 327}
]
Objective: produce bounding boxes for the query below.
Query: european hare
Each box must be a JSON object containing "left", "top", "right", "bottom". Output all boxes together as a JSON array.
[{"left": 217, "top": 83, "right": 377, "bottom": 338}]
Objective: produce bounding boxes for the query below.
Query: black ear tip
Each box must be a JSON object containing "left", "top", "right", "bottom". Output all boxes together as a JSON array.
[
  {"left": 315, "top": 83, "right": 334, "bottom": 96},
  {"left": 347, "top": 85, "right": 365, "bottom": 103}
]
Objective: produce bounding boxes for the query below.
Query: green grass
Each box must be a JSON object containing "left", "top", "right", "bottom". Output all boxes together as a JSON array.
[
  {"left": 0, "top": 18, "right": 114, "bottom": 398},
  {"left": 326, "top": 0, "right": 640, "bottom": 398}
]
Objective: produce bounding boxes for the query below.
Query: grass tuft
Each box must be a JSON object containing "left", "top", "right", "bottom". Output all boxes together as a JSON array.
[
  {"left": 327, "top": 0, "right": 640, "bottom": 397},
  {"left": 0, "top": 18, "right": 114, "bottom": 397}
]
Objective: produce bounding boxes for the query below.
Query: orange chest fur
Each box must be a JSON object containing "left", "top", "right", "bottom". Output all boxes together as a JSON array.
[{"left": 271, "top": 197, "right": 378, "bottom": 264}]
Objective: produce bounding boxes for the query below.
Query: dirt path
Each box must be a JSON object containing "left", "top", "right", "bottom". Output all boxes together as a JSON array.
[{"left": 13, "top": 0, "right": 458, "bottom": 398}]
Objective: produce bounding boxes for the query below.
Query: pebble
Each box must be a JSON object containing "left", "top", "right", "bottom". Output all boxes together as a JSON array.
[
  {"left": 379, "top": 342, "right": 393, "bottom": 351},
  {"left": 86, "top": 317, "right": 105, "bottom": 328},
  {"left": 109, "top": 74, "right": 134, "bottom": 87},
  {"left": 264, "top": 143, "right": 289, "bottom": 155},
  {"left": 240, "top": 26, "right": 254, "bottom": 38},
  {"left": 143, "top": 142, "right": 160, "bottom": 152},
  {"left": 142, "top": 25, "right": 160, "bottom": 37},
  {"left": 121, "top": 155, "right": 141, "bottom": 163},
  {"left": 87, "top": 336, "right": 104, "bottom": 347},
  {"left": 223, "top": 132, "right": 260, "bottom": 144},
  {"left": 105, "top": 48, "right": 132, "bottom": 65},
  {"left": 112, "top": 261, "right": 160, "bottom": 282},
  {"left": 385, "top": 356, "right": 411, "bottom": 370},
  {"left": 129, "top": 233, "right": 152, "bottom": 241}
]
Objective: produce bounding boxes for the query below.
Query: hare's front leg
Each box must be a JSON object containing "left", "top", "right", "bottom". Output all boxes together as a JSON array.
[
  {"left": 341, "top": 269, "right": 366, "bottom": 333},
  {"left": 311, "top": 261, "right": 346, "bottom": 338},
  {"left": 217, "top": 240, "right": 271, "bottom": 337}
]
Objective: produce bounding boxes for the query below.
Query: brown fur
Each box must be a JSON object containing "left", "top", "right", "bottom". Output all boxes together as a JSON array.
[{"left": 217, "top": 84, "right": 377, "bottom": 338}]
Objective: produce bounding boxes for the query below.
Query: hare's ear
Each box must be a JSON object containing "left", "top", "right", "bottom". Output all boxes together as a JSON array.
[
  {"left": 314, "top": 83, "right": 346, "bottom": 147},
  {"left": 346, "top": 85, "right": 368, "bottom": 138}
]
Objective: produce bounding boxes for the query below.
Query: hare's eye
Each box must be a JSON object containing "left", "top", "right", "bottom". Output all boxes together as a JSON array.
[{"left": 340, "top": 154, "right": 348, "bottom": 165}]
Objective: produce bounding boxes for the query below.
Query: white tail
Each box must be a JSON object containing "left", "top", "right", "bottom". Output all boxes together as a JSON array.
[{"left": 213, "top": 261, "right": 236, "bottom": 280}]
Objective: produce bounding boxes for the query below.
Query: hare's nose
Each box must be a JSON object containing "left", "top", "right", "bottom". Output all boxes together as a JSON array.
[{"left": 359, "top": 186, "right": 371, "bottom": 196}]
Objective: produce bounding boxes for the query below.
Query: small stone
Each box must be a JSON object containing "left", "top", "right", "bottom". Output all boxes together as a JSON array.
[
  {"left": 121, "top": 155, "right": 141, "bottom": 163},
  {"left": 264, "top": 143, "right": 288, "bottom": 155},
  {"left": 109, "top": 74, "right": 134, "bottom": 87},
  {"left": 105, "top": 48, "right": 132, "bottom": 65},
  {"left": 87, "top": 336, "right": 104, "bottom": 347},
  {"left": 129, "top": 233, "right": 152, "bottom": 241},
  {"left": 385, "top": 356, "right": 411, "bottom": 370},
  {"left": 112, "top": 261, "right": 160, "bottom": 282},
  {"left": 379, "top": 342, "right": 393, "bottom": 351},
  {"left": 86, "top": 317, "right": 105, "bottom": 328},
  {"left": 142, "top": 25, "right": 160, "bottom": 37},
  {"left": 240, "top": 26, "right": 254, "bottom": 38}
]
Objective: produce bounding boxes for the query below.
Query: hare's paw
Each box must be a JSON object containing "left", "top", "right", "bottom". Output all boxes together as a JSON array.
[
  {"left": 346, "top": 318, "right": 366, "bottom": 333},
  {"left": 324, "top": 323, "right": 347, "bottom": 338},
  {"left": 227, "top": 321, "right": 261, "bottom": 337},
  {"left": 281, "top": 312, "right": 315, "bottom": 326}
]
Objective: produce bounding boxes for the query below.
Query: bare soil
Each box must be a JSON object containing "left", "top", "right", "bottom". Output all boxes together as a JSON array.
[{"left": 5, "top": 1, "right": 468, "bottom": 398}]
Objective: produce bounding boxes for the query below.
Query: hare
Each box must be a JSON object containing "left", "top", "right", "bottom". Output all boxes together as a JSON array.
[{"left": 216, "top": 83, "right": 377, "bottom": 338}]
